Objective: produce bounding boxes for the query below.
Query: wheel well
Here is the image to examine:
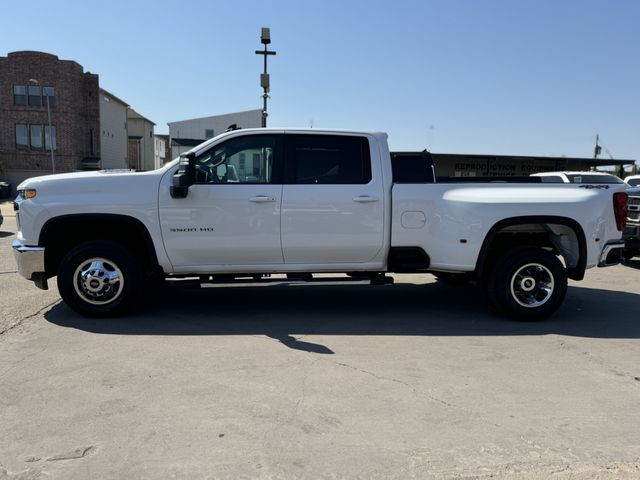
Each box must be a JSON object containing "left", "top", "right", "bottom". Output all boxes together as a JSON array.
[
  {"left": 39, "top": 214, "right": 161, "bottom": 278},
  {"left": 475, "top": 216, "right": 587, "bottom": 281}
]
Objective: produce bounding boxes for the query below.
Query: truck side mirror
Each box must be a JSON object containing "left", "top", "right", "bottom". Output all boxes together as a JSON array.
[{"left": 170, "top": 152, "right": 196, "bottom": 198}]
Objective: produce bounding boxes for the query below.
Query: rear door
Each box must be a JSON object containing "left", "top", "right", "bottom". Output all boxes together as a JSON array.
[{"left": 280, "top": 133, "right": 385, "bottom": 264}]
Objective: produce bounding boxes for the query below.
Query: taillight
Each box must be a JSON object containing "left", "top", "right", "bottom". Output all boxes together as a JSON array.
[{"left": 613, "top": 192, "right": 628, "bottom": 231}]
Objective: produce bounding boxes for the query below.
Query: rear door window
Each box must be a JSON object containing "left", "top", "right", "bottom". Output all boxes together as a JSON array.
[{"left": 285, "top": 134, "right": 371, "bottom": 184}]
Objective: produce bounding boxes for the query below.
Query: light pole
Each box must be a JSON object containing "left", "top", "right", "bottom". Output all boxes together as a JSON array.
[
  {"left": 28, "top": 79, "right": 55, "bottom": 173},
  {"left": 255, "top": 27, "right": 276, "bottom": 128}
]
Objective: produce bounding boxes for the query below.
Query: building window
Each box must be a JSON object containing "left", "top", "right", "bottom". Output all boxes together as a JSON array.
[
  {"left": 44, "top": 126, "right": 57, "bottom": 150},
  {"left": 13, "top": 86, "right": 27, "bottom": 105},
  {"left": 205, "top": 129, "right": 214, "bottom": 139},
  {"left": 30, "top": 125, "right": 43, "bottom": 149},
  {"left": 42, "top": 87, "right": 55, "bottom": 108},
  {"left": 15, "top": 124, "right": 29, "bottom": 149},
  {"left": 15, "top": 124, "right": 57, "bottom": 151},
  {"left": 13, "top": 85, "right": 54, "bottom": 107},
  {"left": 28, "top": 86, "right": 42, "bottom": 107}
]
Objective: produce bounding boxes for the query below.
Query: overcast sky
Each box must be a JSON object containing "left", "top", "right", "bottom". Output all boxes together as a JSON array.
[{"left": 2, "top": 0, "right": 639, "bottom": 159}]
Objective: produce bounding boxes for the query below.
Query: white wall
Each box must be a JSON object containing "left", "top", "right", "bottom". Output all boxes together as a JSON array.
[
  {"left": 168, "top": 109, "right": 262, "bottom": 141},
  {"left": 154, "top": 136, "right": 166, "bottom": 169},
  {"left": 128, "top": 117, "right": 155, "bottom": 170},
  {"left": 99, "top": 93, "right": 128, "bottom": 169}
]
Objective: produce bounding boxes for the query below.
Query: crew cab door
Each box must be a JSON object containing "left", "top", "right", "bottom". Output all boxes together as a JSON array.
[
  {"left": 159, "top": 133, "right": 284, "bottom": 269},
  {"left": 280, "top": 133, "right": 385, "bottom": 264}
]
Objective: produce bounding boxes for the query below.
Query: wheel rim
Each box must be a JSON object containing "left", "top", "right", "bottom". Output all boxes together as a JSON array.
[
  {"left": 509, "top": 263, "right": 554, "bottom": 308},
  {"left": 73, "top": 257, "right": 124, "bottom": 305}
]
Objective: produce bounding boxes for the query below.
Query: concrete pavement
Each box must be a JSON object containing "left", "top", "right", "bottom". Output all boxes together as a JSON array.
[{"left": 1, "top": 213, "right": 640, "bottom": 479}]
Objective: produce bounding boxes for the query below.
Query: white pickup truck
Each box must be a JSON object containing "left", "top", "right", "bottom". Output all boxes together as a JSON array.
[{"left": 12, "top": 128, "right": 628, "bottom": 320}]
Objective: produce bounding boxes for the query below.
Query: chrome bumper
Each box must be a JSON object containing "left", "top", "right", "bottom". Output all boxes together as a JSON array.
[
  {"left": 12, "top": 240, "right": 45, "bottom": 281},
  {"left": 598, "top": 240, "right": 625, "bottom": 267}
]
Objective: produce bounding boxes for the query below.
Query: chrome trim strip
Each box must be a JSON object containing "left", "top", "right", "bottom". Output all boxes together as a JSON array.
[{"left": 598, "top": 241, "right": 625, "bottom": 267}]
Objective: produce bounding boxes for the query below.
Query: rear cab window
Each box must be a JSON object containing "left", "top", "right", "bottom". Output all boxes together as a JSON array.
[
  {"left": 566, "top": 174, "right": 624, "bottom": 184},
  {"left": 539, "top": 175, "right": 564, "bottom": 183},
  {"left": 391, "top": 152, "right": 434, "bottom": 183}
]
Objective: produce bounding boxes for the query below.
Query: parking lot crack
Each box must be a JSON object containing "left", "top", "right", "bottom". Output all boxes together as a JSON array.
[
  {"left": 321, "top": 358, "right": 461, "bottom": 410},
  {"left": 46, "top": 445, "right": 96, "bottom": 462},
  {"left": 0, "top": 299, "right": 59, "bottom": 339}
]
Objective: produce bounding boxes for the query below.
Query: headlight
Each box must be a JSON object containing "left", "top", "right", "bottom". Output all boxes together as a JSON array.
[{"left": 18, "top": 189, "right": 37, "bottom": 200}]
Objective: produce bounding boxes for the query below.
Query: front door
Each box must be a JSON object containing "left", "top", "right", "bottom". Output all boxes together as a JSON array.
[{"left": 159, "top": 133, "right": 284, "bottom": 270}]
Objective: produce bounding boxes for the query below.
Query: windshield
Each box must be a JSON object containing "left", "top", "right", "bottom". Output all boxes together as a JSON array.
[
  {"left": 565, "top": 174, "right": 624, "bottom": 184},
  {"left": 627, "top": 178, "right": 640, "bottom": 187}
]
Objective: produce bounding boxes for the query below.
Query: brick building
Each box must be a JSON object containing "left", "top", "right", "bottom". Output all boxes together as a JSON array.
[{"left": 0, "top": 51, "right": 100, "bottom": 191}]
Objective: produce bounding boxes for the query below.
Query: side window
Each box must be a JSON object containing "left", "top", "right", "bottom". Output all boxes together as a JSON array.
[
  {"left": 391, "top": 153, "right": 434, "bottom": 183},
  {"left": 194, "top": 134, "right": 279, "bottom": 184},
  {"left": 286, "top": 135, "right": 371, "bottom": 184},
  {"left": 539, "top": 175, "right": 563, "bottom": 183}
]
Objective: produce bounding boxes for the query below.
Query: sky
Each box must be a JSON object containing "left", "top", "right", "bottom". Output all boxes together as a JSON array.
[{"left": 2, "top": 0, "right": 639, "bottom": 159}]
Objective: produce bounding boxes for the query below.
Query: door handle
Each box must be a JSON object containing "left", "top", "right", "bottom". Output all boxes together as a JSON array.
[
  {"left": 352, "top": 195, "right": 379, "bottom": 203},
  {"left": 249, "top": 196, "right": 276, "bottom": 203}
]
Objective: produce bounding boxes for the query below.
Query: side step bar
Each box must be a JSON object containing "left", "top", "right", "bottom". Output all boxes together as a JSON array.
[{"left": 200, "top": 275, "right": 394, "bottom": 289}]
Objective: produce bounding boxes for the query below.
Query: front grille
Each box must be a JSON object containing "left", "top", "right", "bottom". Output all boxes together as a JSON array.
[{"left": 627, "top": 196, "right": 640, "bottom": 224}]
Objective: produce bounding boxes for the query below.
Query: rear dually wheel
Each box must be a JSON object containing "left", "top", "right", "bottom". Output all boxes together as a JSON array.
[{"left": 486, "top": 246, "right": 567, "bottom": 321}]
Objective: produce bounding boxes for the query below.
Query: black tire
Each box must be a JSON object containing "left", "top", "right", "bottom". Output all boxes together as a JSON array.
[
  {"left": 432, "top": 272, "right": 471, "bottom": 286},
  {"left": 485, "top": 246, "right": 567, "bottom": 321},
  {"left": 622, "top": 249, "right": 637, "bottom": 262},
  {"left": 57, "top": 240, "right": 143, "bottom": 317}
]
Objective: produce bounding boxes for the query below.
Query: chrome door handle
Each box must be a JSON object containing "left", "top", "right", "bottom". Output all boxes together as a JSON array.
[
  {"left": 249, "top": 196, "right": 276, "bottom": 203},
  {"left": 352, "top": 195, "right": 379, "bottom": 203}
]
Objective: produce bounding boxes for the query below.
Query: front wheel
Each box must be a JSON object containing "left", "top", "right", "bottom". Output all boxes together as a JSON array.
[
  {"left": 57, "top": 240, "right": 143, "bottom": 317},
  {"left": 485, "top": 246, "right": 567, "bottom": 321}
]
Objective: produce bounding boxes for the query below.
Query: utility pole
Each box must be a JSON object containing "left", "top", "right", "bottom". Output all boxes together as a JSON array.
[
  {"left": 594, "top": 134, "right": 602, "bottom": 159},
  {"left": 255, "top": 27, "right": 276, "bottom": 127},
  {"left": 28, "top": 78, "right": 56, "bottom": 173}
]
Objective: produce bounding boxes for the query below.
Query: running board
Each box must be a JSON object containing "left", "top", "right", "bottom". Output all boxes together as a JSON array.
[{"left": 200, "top": 275, "right": 394, "bottom": 289}]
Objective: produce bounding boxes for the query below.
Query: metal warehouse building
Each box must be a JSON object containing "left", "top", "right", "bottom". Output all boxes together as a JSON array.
[{"left": 431, "top": 153, "right": 635, "bottom": 178}]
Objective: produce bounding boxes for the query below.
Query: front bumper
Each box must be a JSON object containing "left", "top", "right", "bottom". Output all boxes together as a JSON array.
[
  {"left": 12, "top": 240, "right": 47, "bottom": 288},
  {"left": 622, "top": 224, "right": 640, "bottom": 249},
  {"left": 598, "top": 240, "right": 625, "bottom": 267}
]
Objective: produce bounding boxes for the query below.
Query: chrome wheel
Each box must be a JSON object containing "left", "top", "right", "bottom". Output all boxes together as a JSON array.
[
  {"left": 73, "top": 257, "right": 124, "bottom": 305},
  {"left": 509, "top": 263, "right": 554, "bottom": 308}
]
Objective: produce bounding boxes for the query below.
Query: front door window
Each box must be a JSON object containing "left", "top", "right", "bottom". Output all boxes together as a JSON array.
[{"left": 195, "top": 135, "right": 278, "bottom": 184}]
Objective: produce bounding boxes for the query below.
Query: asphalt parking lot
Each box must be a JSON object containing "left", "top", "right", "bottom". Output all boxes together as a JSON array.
[{"left": 1, "top": 202, "right": 639, "bottom": 479}]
